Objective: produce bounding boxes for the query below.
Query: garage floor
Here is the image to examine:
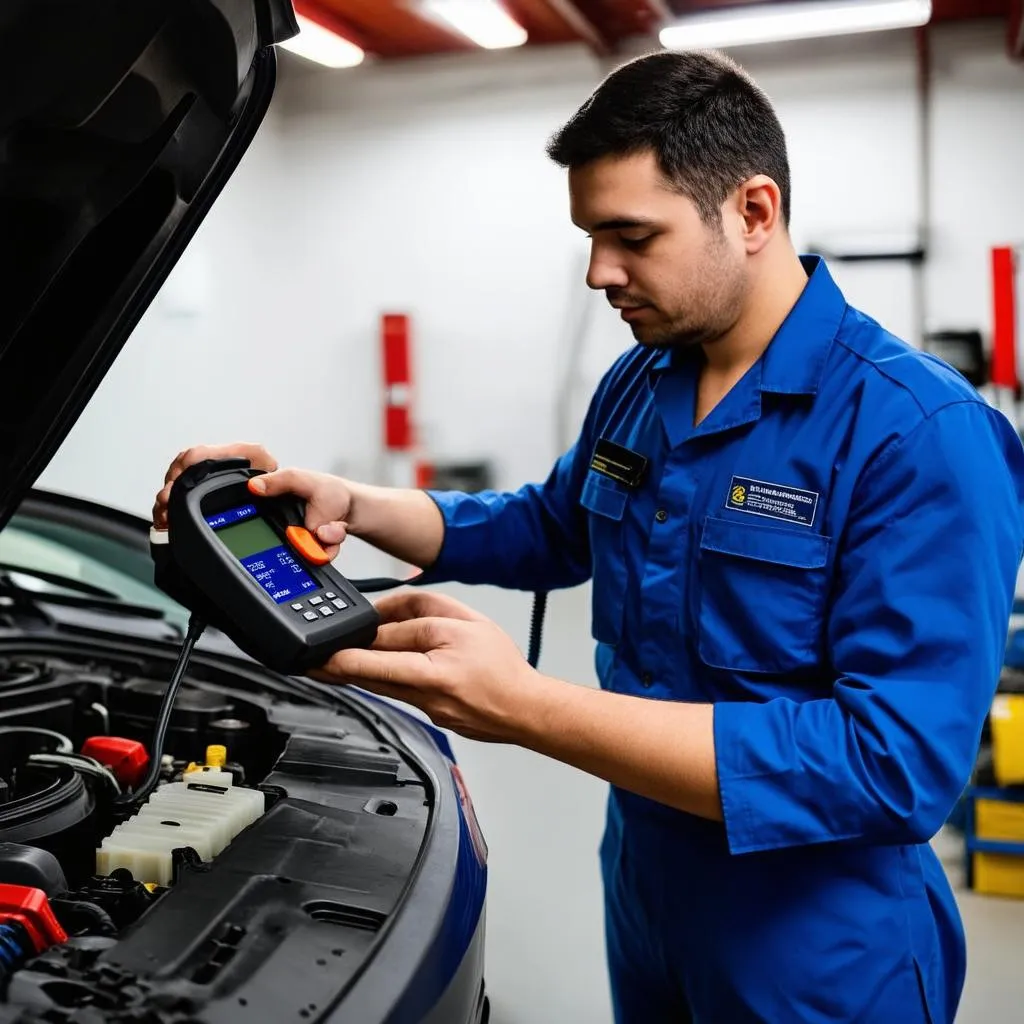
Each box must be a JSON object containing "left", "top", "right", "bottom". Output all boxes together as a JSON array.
[{"left": 427, "top": 580, "right": 1024, "bottom": 1023}]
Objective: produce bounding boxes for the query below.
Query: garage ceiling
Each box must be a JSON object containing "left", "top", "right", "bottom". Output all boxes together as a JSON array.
[{"left": 293, "top": 0, "right": 1022, "bottom": 60}]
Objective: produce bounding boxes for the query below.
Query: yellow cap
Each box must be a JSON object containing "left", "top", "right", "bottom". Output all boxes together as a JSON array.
[
  {"left": 205, "top": 744, "right": 227, "bottom": 768},
  {"left": 183, "top": 762, "right": 202, "bottom": 775}
]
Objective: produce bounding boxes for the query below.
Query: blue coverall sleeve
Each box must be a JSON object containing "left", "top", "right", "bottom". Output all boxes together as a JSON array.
[
  {"left": 420, "top": 439, "right": 596, "bottom": 593},
  {"left": 714, "top": 401, "right": 1024, "bottom": 855}
]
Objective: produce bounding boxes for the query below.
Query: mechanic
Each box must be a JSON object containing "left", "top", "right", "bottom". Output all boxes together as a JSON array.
[{"left": 155, "top": 51, "right": 1024, "bottom": 1024}]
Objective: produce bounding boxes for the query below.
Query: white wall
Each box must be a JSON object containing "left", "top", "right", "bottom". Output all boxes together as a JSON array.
[
  {"left": 927, "top": 21, "right": 1024, "bottom": 334},
  {"left": 273, "top": 45, "right": 602, "bottom": 491},
  {"left": 36, "top": 21, "right": 1024, "bottom": 1024}
]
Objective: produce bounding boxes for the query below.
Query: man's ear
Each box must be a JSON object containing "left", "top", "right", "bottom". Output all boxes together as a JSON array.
[{"left": 731, "top": 175, "right": 784, "bottom": 255}]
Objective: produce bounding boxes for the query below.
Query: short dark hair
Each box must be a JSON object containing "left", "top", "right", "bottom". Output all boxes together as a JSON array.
[{"left": 547, "top": 50, "right": 791, "bottom": 227}]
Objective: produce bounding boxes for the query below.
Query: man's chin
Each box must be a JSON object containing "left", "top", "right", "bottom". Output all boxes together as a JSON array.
[
  {"left": 631, "top": 324, "right": 677, "bottom": 347},
  {"left": 631, "top": 322, "right": 707, "bottom": 349}
]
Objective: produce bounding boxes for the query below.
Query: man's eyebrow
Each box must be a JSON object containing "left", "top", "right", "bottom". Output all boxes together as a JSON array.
[{"left": 579, "top": 217, "right": 658, "bottom": 233}]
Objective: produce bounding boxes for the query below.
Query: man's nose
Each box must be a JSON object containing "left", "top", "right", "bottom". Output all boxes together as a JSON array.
[{"left": 586, "top": 247, "right": 628, "bottom": 291}]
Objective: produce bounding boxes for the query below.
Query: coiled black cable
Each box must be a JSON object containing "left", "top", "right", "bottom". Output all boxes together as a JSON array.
[
  {"left": 527, "top": 591, "right": 547, "bottom": 669},
  {"left": 352, "top": 574, "right": 549, "bottom": 668},
  {"left": 354, "top": 576, "right": 548, "bottom": 668}
]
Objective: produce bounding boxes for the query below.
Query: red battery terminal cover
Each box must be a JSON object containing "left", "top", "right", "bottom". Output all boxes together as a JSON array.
[
  {"left": 0, "top": 885, "right": 68, "bottom": 952},
  {"left": 81, "top": 736, "right": 150, "bottom": 789}
]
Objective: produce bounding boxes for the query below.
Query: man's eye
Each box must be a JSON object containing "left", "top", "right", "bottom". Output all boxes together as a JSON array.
[{"left": 620, "top": 235, "right": 652, "bottom": 250}]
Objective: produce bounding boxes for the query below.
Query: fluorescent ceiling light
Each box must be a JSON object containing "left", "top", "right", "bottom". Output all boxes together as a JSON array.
[
  {"left": 660, "top": 0, "right": 932, "bottom": 51},
  {"left": 278, "top": 13, "right": 365, "bottom": 68},
  {"left": 422, "top": 0, "right": 528, "bottom": 49}
]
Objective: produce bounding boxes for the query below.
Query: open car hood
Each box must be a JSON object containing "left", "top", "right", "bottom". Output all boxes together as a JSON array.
[{"left": 0, "top": 0, "right": 298, "bottom": 532}]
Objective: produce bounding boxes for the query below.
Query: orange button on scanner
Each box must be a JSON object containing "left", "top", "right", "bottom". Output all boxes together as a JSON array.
[{"left": 286, "top": 525, "right": 331, "bottom": 566}]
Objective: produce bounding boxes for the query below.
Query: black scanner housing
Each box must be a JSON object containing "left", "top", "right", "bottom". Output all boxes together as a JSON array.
[{"left": 154, "top": 458, "right": 379, "bottom": 673}]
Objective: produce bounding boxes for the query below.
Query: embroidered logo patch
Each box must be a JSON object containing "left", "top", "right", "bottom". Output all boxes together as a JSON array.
[{"left": 726, "top": 476, "right": 818, "bottom": 527}]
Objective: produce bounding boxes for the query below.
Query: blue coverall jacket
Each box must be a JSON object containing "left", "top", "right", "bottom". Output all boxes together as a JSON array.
[{"left": 424, "top": 256, "right": 1024, "bottom": 1023}]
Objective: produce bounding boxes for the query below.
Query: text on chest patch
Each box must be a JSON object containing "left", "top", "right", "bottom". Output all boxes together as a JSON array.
[
  {"left": 727, "top": 475, "right": 819, "bottom": 527},
  {"left": 590, "top": 437, "right": 648, "bottom": 489}
]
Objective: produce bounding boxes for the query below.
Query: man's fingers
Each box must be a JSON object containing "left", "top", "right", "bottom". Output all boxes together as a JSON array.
[
  {"left": 164, "top": 443, "right": 276, "bottom": 485},
  {"left": 313, "top": 522, "right": 345, "bottom": 560},
  {"left": 315, "top": 522, "right": 347, "bottom": 547},
  {"left": 248, "top": 467, "right": 317, "bottom": 500},
  {"left": 370, "top": 618, "right": 453, "bottom": 653},
  {"left": 156, "top": 444, "right": 278, "bottom": 526},
  {"left": 373, "top": 591, "right": 487, "bottom": 625},
  {"left": 320, "top": 647, "right": 435, "bottom": 686}
]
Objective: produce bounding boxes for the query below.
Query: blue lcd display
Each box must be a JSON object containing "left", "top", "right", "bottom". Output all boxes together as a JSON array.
[
  {"left": 205, "top": 504, "right": 258, "bottom": 529},
  {"left": 209, "top": 505, "right": 319, "bottom": 605}
]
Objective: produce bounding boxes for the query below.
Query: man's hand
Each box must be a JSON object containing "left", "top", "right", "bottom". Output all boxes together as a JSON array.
[
  {"left": 154, "top": 444, "right": 356, "bottom": 561},
  {"left": 247, "top": 469, "right": 354, "bottom": 561},
  {"left": 313, "top": 592, "right": 551, "bottom": 743},
  {"left": 318, "top": 590, "right": 722, "bottom": 821},
  {"left": 153, "top": 443, "right": 278, "bottom": 529}
]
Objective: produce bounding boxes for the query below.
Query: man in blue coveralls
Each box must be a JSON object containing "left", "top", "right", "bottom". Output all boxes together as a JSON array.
[{"left": 158, "top": 51, "right": 1024, "bottom": 1024}]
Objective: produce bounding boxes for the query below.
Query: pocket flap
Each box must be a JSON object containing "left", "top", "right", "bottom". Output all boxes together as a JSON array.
[
  {"left": 581, "top": 473, "right": 627, "bottom": 521},
  {"left": 700, "top": 515, "right": 829, "bottom": 569}
]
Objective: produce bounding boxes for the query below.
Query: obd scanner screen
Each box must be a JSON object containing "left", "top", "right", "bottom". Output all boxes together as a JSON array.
[{"left": 207, "top": 504, "right": 319, "bottom": 605}]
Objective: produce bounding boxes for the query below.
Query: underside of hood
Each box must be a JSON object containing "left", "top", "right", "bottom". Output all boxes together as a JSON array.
[{"left": 0, "top": 0, "right": 298, "bottom": 530}]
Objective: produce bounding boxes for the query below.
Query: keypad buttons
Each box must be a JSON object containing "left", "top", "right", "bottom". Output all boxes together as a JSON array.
[
  {"left": 309, "top": 596, "right": 323, "bottom": 606},
  {"left": 303, "top": 611, "right": 318, "bottom": 622},
  {"left": 325, "top": 592, "right": 337, "bottom": 600},
  {"left": 332, "top": 598, "right": 347, "bottom": 610},
  {"left": 319, "top": 606, "right": 335, "bottom": 617},
  {"left": 291, "top": 603, "right": 303, "bottom": 611}
]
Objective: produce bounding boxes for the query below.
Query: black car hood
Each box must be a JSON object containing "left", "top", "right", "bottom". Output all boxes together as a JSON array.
[{"left": 0, "top": 0, "right": 298, "bottom": 532}]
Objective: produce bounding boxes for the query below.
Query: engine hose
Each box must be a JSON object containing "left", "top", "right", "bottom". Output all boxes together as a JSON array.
[
  {"left": 116, "top": 613, "right": 206, "bottom": 808},
  {"left": 527, "top": 591, "right": 547, "bottom": 669},
  {"left": 0, "top": 921, "right": 30, "bottom": 988}
]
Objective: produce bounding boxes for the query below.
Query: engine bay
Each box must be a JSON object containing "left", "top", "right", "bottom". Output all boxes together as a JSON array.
[{"left": 0, "top": 635, "right": 438, "bottom": 1022}]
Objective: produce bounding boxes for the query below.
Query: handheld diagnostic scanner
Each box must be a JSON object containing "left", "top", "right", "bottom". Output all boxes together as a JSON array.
[{"left": 151, "top": 458, "right": 379, "bottom": 675}]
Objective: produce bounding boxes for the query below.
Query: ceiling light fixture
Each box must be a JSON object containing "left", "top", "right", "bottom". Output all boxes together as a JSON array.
[
  {"left": 659, "top": 0, "right": 932, "bottom": 51},
  {"left": 421, "top": 0, "right": 528, "bottom": 50},
  {"left": 278, "top": 13, "right": 365, "bottom": 68}
]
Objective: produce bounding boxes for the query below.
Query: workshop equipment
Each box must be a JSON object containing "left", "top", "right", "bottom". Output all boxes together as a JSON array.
[
  {"left": 964, "top": 785, "right": 1024, "bottom": 898},
  {"left": 152, "top": 457, "right": 379, "bottom": 676}
]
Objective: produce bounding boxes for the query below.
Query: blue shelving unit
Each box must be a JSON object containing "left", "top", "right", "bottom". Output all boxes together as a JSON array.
[{"left": 963, "top": 785, "right": 1024, "bottom": 890}]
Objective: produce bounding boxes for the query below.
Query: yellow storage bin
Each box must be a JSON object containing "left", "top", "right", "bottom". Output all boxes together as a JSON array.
[
  {"left": 972, "top": 852, "right": 1024, "bottom": 899},
  {"left": 969, "top": 790, "right": 1024, "bottom": 898},
  {"left": 975, "top": 796, "right": 1024, "bottom": 842},
  {"left": 990, "top": 694, "right": 1024, "bottom": 787}
]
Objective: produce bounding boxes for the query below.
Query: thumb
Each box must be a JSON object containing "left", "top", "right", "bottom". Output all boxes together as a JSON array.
[{"left": 248, "top": 468, "right": 316, "bottom": 500}]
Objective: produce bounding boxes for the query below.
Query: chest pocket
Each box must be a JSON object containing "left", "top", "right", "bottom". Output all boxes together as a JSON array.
[
  {"left": 697, "top": 515, "right": 831, "bottom": 674},
  {"left": 580, "top": 471, "right": 629, "bottom": 645}
]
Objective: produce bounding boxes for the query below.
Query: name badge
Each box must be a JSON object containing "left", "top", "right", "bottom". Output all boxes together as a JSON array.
[
  {"left": 590, "top": 438, "right": 648, "bottom": 489},
  {"left": 727, "top": 476, "right": 819, "bottom": 527}
]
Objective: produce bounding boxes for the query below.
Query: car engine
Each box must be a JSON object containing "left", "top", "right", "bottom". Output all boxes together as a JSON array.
[{"left": 0, "top": 633, "right": 439, "bottom": 1023}]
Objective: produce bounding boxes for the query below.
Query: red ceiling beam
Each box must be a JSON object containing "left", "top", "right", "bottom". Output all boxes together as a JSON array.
[
  {"left": 1010, "top": 0, "right": 1024, "bottom": 58},
  {"left": 540, "top": 0, "right": 612, "bottom": 53},
  {"left": 294, "top": 0, "right": 370, "bottom": 49},
  {"left": 502, "top": 0, "right": 610, "bottom": 51},
  {"left": 931, "top": 0, "right": 1009, "bottom": 19},
  {"left": 308, "top": 0, "right": 475, "bottom": 58},
  {"left": 666, "top": 0, "right": 781, "bottom": 11},
  {"left": 574, "top": 0, "right": 665, "bottom": 44}
]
